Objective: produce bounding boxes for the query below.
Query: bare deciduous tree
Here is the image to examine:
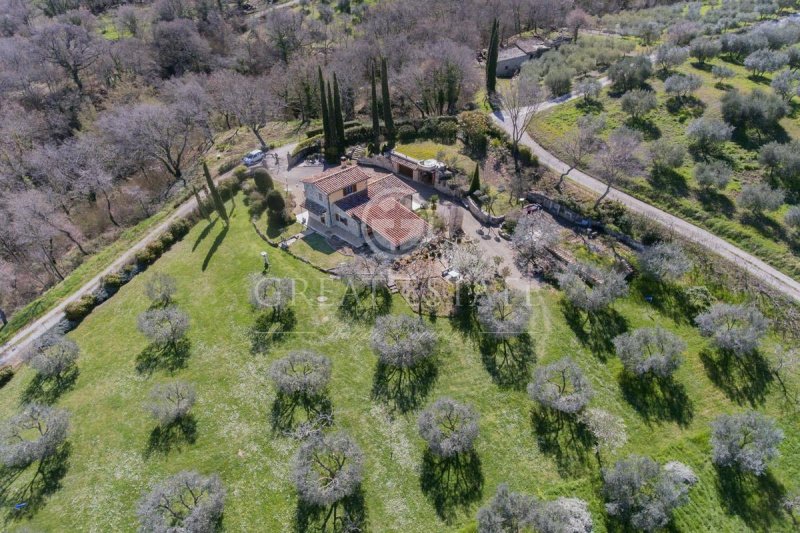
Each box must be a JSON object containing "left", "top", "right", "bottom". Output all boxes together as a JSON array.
[
  {"left": 147, "top": 380, "right": 196, "bottom": 427},
  {"left": 293, "top": 432, "right": 364, "bottom": 507},
  {"left": 613, "top": 327, "right": 686, "bottom": 379},
  {"left": 137, "top": 471, "right": 225, "bottom": 532},
  {"left": 0, "top": 403, "right": 69, "bottom": 469},
  {"left": 476, "top": 483, "right": 536, "bottom": 533},
  {"left": 145, "top": 272, "right": 177, "bottom": 307},
  {"left": 137, "top": 306, "right": 190, "bottom": 349},
  {"left": 695, "top": 303, "right": 768, "bottom": 357},
  {"left": 591, "top": 126, "right": 642, "bottom": 208},
  {"left": 711, "top": 411, "right": 783, "bottom": 475},
  {"left": 269, "top": 351, "right": 332, "bottom": 398},
  {"left": 497, "top": 74, "right": 548, "bottom": 171},
  {"left": 556, "top": 262, "right": 629, "bottom": 314},
  {"left": 28, "top": 333, "right": 79, "bottom": 384},
  {"left": 371, "top": 315, "right": 436, "bottom": 368},
  {"left": 418, "top": 397, "right": 479, "bottom": 458},
  {"left": 528, "top": 357, "right": 593, "bottom": 416}
]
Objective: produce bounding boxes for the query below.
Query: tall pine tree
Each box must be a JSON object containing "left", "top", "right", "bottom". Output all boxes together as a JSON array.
[
  {"left": 318, "top": 67, "right": 331, "bottom": 149},
  {"left": 333, "top": 73, "right": 346, "bottom": 155},
  {"left": 486, "top": 19, "right": 499, "bottom": 95},
  {"left": 380, "top": 57, "right": 395, "bottom": 145},
  {"left": 203, "top": 162, "right": 228, "bottom": 226},
  {"left": 370, "top": 62, "right": 381, "bottom": 152}
]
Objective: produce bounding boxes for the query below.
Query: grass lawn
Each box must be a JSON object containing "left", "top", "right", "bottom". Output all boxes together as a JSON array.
[
  {"left": 0, "top": 192, "right": 798, "bottom": 531},
  {"left": 290, "top": 233, "right": 347, "bottom": 270},
  {"left": 395, "top": 140, "right": 476, "bottom": 174},
  {"left": 530, "top": 56, "right": 800, "bottom": 280}
]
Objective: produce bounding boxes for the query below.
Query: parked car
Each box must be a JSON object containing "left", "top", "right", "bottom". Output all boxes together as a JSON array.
[{"left": 242, "top": 149, "right": 265, "bottom": 166}]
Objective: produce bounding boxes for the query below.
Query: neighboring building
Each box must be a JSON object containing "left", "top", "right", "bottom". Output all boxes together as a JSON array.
[
  {"left": 496, "top": 38, "right": 551, "bottom": 78},
  {"left": 301, "top": 165, "right": 429, "bottom": 252}
]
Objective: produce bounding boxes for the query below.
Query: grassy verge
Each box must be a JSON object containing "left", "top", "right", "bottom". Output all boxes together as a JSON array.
[{"left": 0, "top": 192, "right": 797, "bottom": 531}]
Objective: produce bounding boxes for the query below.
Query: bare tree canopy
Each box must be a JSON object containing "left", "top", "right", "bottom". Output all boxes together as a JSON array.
[
  {"left": 512, "top": 215, "right": 560, "bottom": 272},
  {"left": 137, "top": 471, "right": 225, "bottom": 533},
  {"left": 145, "top": 272, "right": 177, "bottom": 307},
  {"left": 534, "top": 497, "right": 594, "bottom": 533},
  {"left": 556, "top": 262, "right": 629, "bottom": 313},
  {"left": 249, "top": 274, "right": 295, "bottom": 312},
  {"left": 613, "top": 327, "right": 686, "bottom": 378},
  {"left": 476, "top": 289, "right": 531, "bottom": 340},
  {"left": 637, "top": 242, "right": 692, "bottom": 282},
  {"left": 293, "top": 432, "right": 364, "bottom": 506},
  {"left": 269, "top": 351, "right": 332, "bottom": 397},
  {"left": 147, "top": 380, "right": 196, "bottom": 427},
  {"left": 28, "top": 333, "right": 79, "bottom": 382},
  {"left": 603, "top": 455, "right": 697, "bottom": 532},
  {"left": 418, "top": 397, "right": 479, "bottom": 458},
  {"left": 476, "top": 483, "right": 536, "bottom": 533},
  {"left": 695, "top": 303, "right": 769, "bottom": 357},
  {"left": 711, "top": 411, "right": 783, "bottom": 475},
  {"left": 0, "top": 403, "right": 69, "bottom": 469},
  {"left": 528, "top": 357, "right": 593, "bottom": 415},
  {"left": 371, "top": 314, "right": 437, "bottom": 368},
  {"left": 137, "top": 306, "right": 190, "bottom": 348}
]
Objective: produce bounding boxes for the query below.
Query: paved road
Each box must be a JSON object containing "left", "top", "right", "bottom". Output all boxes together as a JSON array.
[
  {"left": 0, "top": 142, "right": 298, "bottom": 367},
  {"left": 491, "top": 108, "right": 800, "bottom": 303}
]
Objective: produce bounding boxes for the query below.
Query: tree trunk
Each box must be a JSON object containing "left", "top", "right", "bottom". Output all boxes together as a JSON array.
[
  {"left": 252, "top": 126, "right": 268, "bottom": 150},
  {"left": 102, "top": 190, "right": 120, "bottom": 227},
  {"left": 593, "top": 182, "right": 611, "bottom": 210}
]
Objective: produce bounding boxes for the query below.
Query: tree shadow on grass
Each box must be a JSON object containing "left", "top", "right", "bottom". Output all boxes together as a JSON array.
[
  {"left": 740, "top": 212, "right": 788, "bottom": 243},
  {"left": 20, "top": 369, "right": 79, "bottom": 405},
  {"left": 648, "top": 167, "right": 690, "bottom": 197},
  {"left": 576, "top": 98, "right": 604, "bottom": 114},
  {"left": 338, "top": 285, "right": 392, "bottom": 323},
  {"left": 730, "top": 124, "right": 789, "bottom": 152},
  {"left": 619, "top": 373, "right": 693, "bottom": 427},
  {"left": 249, "top": 308, "right": 296, "bottom": 355},
  {"left": 562, "top": 302, "right": 628, "bottom": 361},
  {"left": 715, "top": 466, "right": 786, "bottom": 531},
  {"left": 271, "top": 392, "right": 333, "bottom": 432},
  {"left": 448, "top": 288, "right": 481, "bottom": 343},
  {"left": 624, "top": 117, "right": 661, "bottom": 141},
  {"left": 201, "top": 224, "right": 229, "bottom": 272},
  {"left": 632, "top": 277, "right": 692, "bottom": 325},
  {"left": 479, "top": 333, "right": 536, "bottom": 390},
  {"left": 135, "top": 338, "right": 191, "bottom": 375},
  {"left": 145, "top": 415, "right": 197, "bottom": 457},
  {"left": 420, "top": 450, "right": 483, "bottom": 523},
  {"left": 295, "top": 487, "right": 367, "bottom": 533},
  {"left": 372, "top": 359, "right": 438, "bottom": 414},
  {"left": 697, "top": 188, "right": 736, "bottom": 217},
  {"left": 0, "top": 443, "right": 71, "bottom": 521},
  {"left": 192, "top": 217, "right": 218, "bottom": 252},
  {"left": 530, "top": 408, "right": 592, "bottom": 477},
  {"left": 665, "top": 96, "right": 706, "bottom": 120},
  {"left": 700, "top": 348, "right": 773, "bottom": 407}
]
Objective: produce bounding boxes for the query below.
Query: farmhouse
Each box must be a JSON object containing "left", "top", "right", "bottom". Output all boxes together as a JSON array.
[
  {"left": 301, "top": 165, "right": 429, "bottom": 252},
  {"left": 496, "top": 38, "right": 551, "bottom": 78}
]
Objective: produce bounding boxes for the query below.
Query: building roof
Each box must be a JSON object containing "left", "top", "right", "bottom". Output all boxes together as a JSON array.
[
  {"left": 498, "top": 46, "right": 529, "bottom": 61},
  {"left": 362, "top": 197, "right": 429, "bottom": 248},
  {"left": 301, "top": 165, "right": 370, "bottom": 194},
  {"left": 332, "top": 173, "right": 426, "bottom": 248}
]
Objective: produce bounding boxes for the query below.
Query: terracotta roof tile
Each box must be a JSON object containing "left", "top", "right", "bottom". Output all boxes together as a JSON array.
[
  {"left": 301, "top": 165, "right": 370, "bottom": 194},
  {"left": 362, "top": 198, "right": 428, "bottom": 248}
]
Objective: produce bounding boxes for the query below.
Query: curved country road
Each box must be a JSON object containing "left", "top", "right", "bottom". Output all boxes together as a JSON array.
[
  {"left": 491, "top": 109, "right": 800, "bottom": 304},
  {"left": 0, "top": 143, "right": 298, "bottom": 368}
]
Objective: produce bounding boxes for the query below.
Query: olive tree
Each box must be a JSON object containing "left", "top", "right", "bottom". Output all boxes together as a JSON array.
[
  {"left": 689, "top": 37, "right": 721, "bottom": 64},
  {"left": 249, "top": 274, "right": 294, "bottom": 315},
  {"left": 620, "top": 89, "right": 657, "bottom": 121},
  {"left": 771, "top": 69, "right": 800, "bottom": 101},
  {"left": 711, "top": 411, "right": 783, "bottom": 475},
  {"left": 269, "top": 351, "right": 332, "bottom": 399},
  {"left": 613, "top": 327, "right": 686, "bottom": 378},
  {"left": 137, "top": 306, "right": 190, "bottom": 349},
  {"left": 28, "top": 333, "right": 79, "bottom": 384},
  {"left": 293, "top": 432, "right": 364, "bottom": 508},
  {"left": 608, "top": 56, "right": 653, "bottom": 92},
  {"left": 0, "top": 404, "right": 69, "bottom": 469},
  {"left": 137, "top": 471, "right": 225, "bottom": 533},
  {"left": 476, "top": 483, "right": 535, "bottom": 533},
  {"left": 338, "top": 253, "right": 391, "bottom": 317},
  {"left": 446, "top": 243, "right": 492, "bottom": 300},
  {"left": 759, "top": 140, "right": 800, "bottom": 190},
  {"left": 637, "top": 242, "right": 692, "bottom": 282},
  {"left": 603, "top": 455, "right": 697, "bottom": 532},
  {"left": 695, "top": 303, "right": 769, "bottom": 357},
  {"left": 721, "top": 89, "right": 787, "bottom": 132},
  {"left": 418, "top": 398, "right": 479, "bottom": 458},
  {"left": 686, "top": 117, "right": 733, "bottom": 155},
  {"left": 556, "top": 262, "right": 629, "bottom": 314},
  {"left": 371, "top": 315, "right": 437, "bottom": 369},
  {"left": 785, "top": 205, "right": 800, "bottom": 228},
  {"left": 575, "top": 78, "right": 602, "bottom": 101},
  {"left": 147, "top": 380, "right": 196, "bottom": 427},
  {"left": 512, "top": 215, "right": 560, "bottom": 272},
  {"left": 694, "top": 161, "right": 732, "bottom": 190},
  {"left": 144, "top": 272, "right": 177, "bottom": 307},
  {"left": 528, "top": 357, "right": 593, "bottom": 416},
  {"left": 649, "top": 139, "right": 687, "bottom": 172},
  {"left": 533, "top": 497, "right": 594, "bottom": 533},
  {"left": 712, "top": 64, "right": 735, "bottom": 83},
  {"left": 654, "top": 45, "right": 688, "bottom": 72},
  {"left": 745, "top": 49, "right": 788, "bottom": 77},
  {"left": 477, "top": 289, "right": 531, "bottom": 342},
  {"left": 738, "top": 183, "right": 784, "bottom": 214},
  {"left": 664, "top": 73, "right": 702, "bottom": 99}
]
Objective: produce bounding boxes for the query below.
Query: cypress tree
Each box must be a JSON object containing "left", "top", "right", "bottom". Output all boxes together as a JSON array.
[
  {"left": 380, "top": 57, "right": 395, "bottom": 144},
  {"left": 193, "top": 185, "right": 209, "bottom": 220},
  {"left": 318, "top": 67, "right": 331, "bottom": 149},
  {"left": 370, "top": 62, "right": 381, "bottom": 151},
  {"left": 204, "top": 162, "right": 229, "bottom": 226},
  {"left": 326, "top": 82, "right": 338, "bottom": 160},
  {"left": 486, "top": 19, "right": 499, "bottom": 95},
  {"left": 469, "top": 163, "right": 481, "bottom": 194},
  {"left": 333, "top": 73, "right": 346, "bottom": 155}
]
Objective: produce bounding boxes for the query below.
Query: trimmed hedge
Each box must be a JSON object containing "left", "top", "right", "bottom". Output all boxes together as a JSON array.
[
  {"left": 305, "top": 120, "right": 362, "bottom": 138},
  {"left": 0, "top": 367, "right": 13, "bottom": 388},
  {"left": 64, "top": 294, "right": 97, "bottom": 322}
]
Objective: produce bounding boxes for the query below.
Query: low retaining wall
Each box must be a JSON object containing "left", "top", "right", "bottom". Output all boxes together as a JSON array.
[
  {"left": 466, "top": 197, "right": 504, "bottom": 226},
  {"left": 526, "top": 192, "right": 643, "bottom": 251}
]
